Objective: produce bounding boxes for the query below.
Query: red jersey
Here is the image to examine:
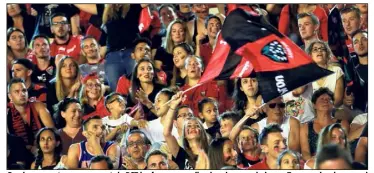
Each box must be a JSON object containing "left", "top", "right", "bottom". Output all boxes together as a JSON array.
[
  {"left": 116, "top": 75, "right": 131, "bottom": 96},
  {"left": 248, "top": 157, "right": 270, "bottom": 170},
  {"left": 82, "top": 98, "right": 110, "bottom": 120},
  {"left": 28, "top": 83, "right": 47, "bottom": 103},
  {"left": 180, "top": 81, "right": 220, "bottom": 116},
  {"left": 200, "top": 42, "right": 213, "bottom": 66},
  {"left": 50, "top": 35, "right": 83, "bottom": 62}
]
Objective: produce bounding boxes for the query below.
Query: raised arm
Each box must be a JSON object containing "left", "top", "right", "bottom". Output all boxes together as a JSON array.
[
  {"left": 163, "top": 91, "right": 184, "bottom": 157},
  {"left": 229, "top": 107, "right": 260, "bottom": 141},
  {"left": 74, "top": 4, "right": 98, "bottom": 15}
]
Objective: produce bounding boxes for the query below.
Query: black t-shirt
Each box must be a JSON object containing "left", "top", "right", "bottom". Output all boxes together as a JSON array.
[
  {"left": 205, "top": 121, "right": 221, "bottom": 139},
  {"left": 46, "top": 79, "right": 59, "bottom": 115},
  {"left": 7, "top": 134, "right": 34, "bottom": 169},
  {"left": 31, "top": 4, "right": 80, "bottom": 37},
  {"left": 172, "top": 148, "right": 194, "bottom": 170},
  {"left": 31, "top": 57, "right": 56, "bottom": 87},
  {"left": 154, "top": 47, "right": 174, "bottom": 74},
  {"left": 237, "top": 152, "right": 261, "bottom": 168},
  {"left": 101, "top": 4, "right": 142, "bottom": 53},
  {"left": 353, "top": 64, "right": 368, "bottom": 112},
  {"left": 360, "top": 123, "right": 368, "bottom": 138}
]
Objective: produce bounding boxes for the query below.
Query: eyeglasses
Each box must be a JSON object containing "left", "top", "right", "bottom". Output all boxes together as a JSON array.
[
  {"left": 268, "top": 103, "right": 286, "bottom": 109},
  {"left": 86, "top": 83, "right": 101, "bottom": 89},
  {"left": 312, "top": 47, "right": 327, "bottom": 53},
  {"left": 128, "top": 141, "right": 145, "bottom": 147},
  {"left": 109, "top": 97, "right": 126, "bottom": 105},
  {"left": 177, "top": 113, "right": 193, "bottom": 119},
  {"left": 52, "top": 21, "right": 68, "bottom": 26}
]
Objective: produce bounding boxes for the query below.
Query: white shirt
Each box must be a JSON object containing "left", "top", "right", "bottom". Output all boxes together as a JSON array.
[
  {"left": 257, "top": 115, "right": 291, "bottom": 145},
  {"left": 351, "top": 113, "right": 368, "bottom": 125},
  {"left": 283, "top": 83, "right": 315, "bottom": 123},
  {"left": 102, "top": 114, "right": 133, "bottom": 144},
  {"left": 140, "top": 117, "right": 179, "bottom": 144}
]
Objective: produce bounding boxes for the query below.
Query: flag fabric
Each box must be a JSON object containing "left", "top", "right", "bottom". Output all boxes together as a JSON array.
[
  {"left": 220, "top": 8, "right": 333, "bottom": 103},
  {"left": 139, "top": 6, "right": 153, "bottom": 34},
  {"left": 198, "top": 32, "right": 253, "bottom": 84}
]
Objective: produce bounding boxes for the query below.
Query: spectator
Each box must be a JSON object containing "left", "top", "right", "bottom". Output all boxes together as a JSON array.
[
  {"left": 276, "top": 150, "right": 301, "bottom": 169},
  {"left": 100, "top": 4, "right": 146, "bottom": 91},
  {"left": 348, "top": 30, "right": 368, "bottom": 112},
  {"left": 11, "top": 59, "right": 47, "bottom": 103},
  {"left": 7, "top": 28, "right": 32, "bottom": 80},
  {"left": 315, "top": 144, "right": 353, "bottom": 169},
  {"left": 171, "top": 43, "right": 194, "bottom": 87},
  {"left": 297, "top": 13, "right": 321, "bottom": 50},
  {"left": 136, "top": 88, "right": 180, "bottom": 144},
  {"left": 31, "top": 4, "right": 80, "bottom": 37},
  {"left": 65, "top": 116, "right": 121, "bottom": 169},
  {"left": 103, "top": 93, "right": 145, "bottom": 143},
  {"left": 230, "top": 126, "right": 262, "bottom": 169},
  {"left": 49, "top": 12, "right": 84, "bottom": 64},
  {"left": 177, "top": 4, "right": 195, "bottom": 22},
  {"left": 341, "top": 6, "right": 362, "bottom": 48},
  {"left": 355, "top": 4, "right": 367, "bottom": 30},
  {"left": 219, "top": 111, "right": 240, "bottom": 138},
  {"left": 155, "top": 20, "right": 193, "bottom": 76},
  {"left": 198, "top": 97, "right": 221, "bottom": 139},
  {"left": 30, "top": 34, "right": 57, "bottom": 86},
  {"left": 306, "top": 40, "right": 344, "bottom": 107},
  {"left": 7, "top": 4, "right": 36, "bottom": 42},
  {"left": 196, "top": 15, "right": 222, "bottom": 65},
  {"left": 208, "top": 138, "right": 238, "bottom": 169},
  {"left": 46, "top": 56, "right": 81, "bottom": 115},
  {"left": 180, "top": 55, "right": 219, "bottom": 116},
  {"left": 251, "top": 97, "right": 300, "bottom": 152},
  {"left": 115, "top": 37, "right": 155, "bottom": 95},
  {"left": 163, "top": 91, "right": 210, "bottom": 169},
  {"left": 122, "top": 130, "right": 151, "bottom": 169},
  {"left": 187, "top": 4, "right": 210, "bottom": 45},
  {"left": 305, "top": 123, "right": 350, "bottom": 169},
  {"left": 279, "top": 4, "right": 328, "bottom": 44},
  {"left": 145, "top": 149, "right": 170, "bottom": 170},
  {"left": 79, "top": 36, "right": 107, "bottom": 86},
  {"left": 348, "top": 113, "right": 367, "bottom": 143},
  {"left": 173, "top": 105, "right": 194, "bottom": 144},
  {"left": 300, "top": 87, "right": 350, "bottom": 161},
  {"left": 89, "top": 155, "right": 114, "bottom": 170},
  {"left": 54, "top": 98, "right": 85, "bottom": 155},
  {"left": 249, "top": 124, "right": 287, "bottom": 169},
  {"left": 31, "top": 128, "right": 62, "bottom": 169},
  {"left": 232, "top": 76, "right": 266, "bottom": 125},
  {"left": 7, "top": 78, "right": 55, "bottom": 153},
  {"left": 79, "top": 73, "right": 110, "bottom": 120}
]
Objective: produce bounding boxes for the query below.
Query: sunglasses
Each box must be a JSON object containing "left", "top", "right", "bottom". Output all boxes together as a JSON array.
[{"left": 268, "top": 103, "right": 286, "bottom": 109}]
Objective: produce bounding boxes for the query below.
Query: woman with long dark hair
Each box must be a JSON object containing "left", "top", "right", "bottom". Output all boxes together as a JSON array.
[
  {"left": 208, "top": 137, "right": 238, "bottom": 169},
  {"left": 170, "top": 42, "right": 194, "bottom": 87},
  {"left": 7, "top": 4, "right": 36, "bottom": 42},
  {"left": 31, "top": 127, "right": 62, "bottom": 169}
]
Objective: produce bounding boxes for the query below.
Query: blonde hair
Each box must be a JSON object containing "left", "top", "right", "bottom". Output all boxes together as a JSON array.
[
  {"left": 162, "top": 20, "right": 193, "bottom": 54},
  {"left": 102, "top": 4, "right": 130, "bottom": 25},
  {"left": 79, "top": 79, "right": 105, "bottom": 105},
  {"left": 317, "top": 123, "right": 350, "bottom": 153},
  {"left": 55, "top": 56, "right": 81, "bottom": 101}
]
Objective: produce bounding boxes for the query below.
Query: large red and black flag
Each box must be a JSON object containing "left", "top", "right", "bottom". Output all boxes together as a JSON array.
[
  {"left": 198, "top": 32, "right": 253, "bottom": 84},
  {"left": 215, "top": 8, "right": 333, "bottom": 103}
]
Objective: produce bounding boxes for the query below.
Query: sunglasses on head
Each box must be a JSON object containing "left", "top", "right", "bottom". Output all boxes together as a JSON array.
[{"left": 268, "top": 103, "right": 286, "bottom": 109}]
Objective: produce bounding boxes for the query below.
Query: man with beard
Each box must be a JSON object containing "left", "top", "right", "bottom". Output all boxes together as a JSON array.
[
  {"left": 30, "top": 34, "right": 56, "bottom": 86},
  {"left": 11, "top": 59, "right": 47, "bottom": 103},
  {"left": 79, "top": 36, "right": 108, "bottom": 88},
  {"left": 346, "top": 30, "right": 368, "bottom": 112},
  {"left": 122, "top": 130, "right": 151, "bottom": 169},
  {"left": 249, "top": 124, "right": 287, "bottom": 169},
  {"left": 196, "top": 15, "right": 222, "bottom": 65},
  {"left": 251, "top": 97, "right": 300, "bottom": 152},
  {"left": 49, "top": 12, "right": 84, "bottom": 64},
  {"left": 65, "top": 116, "right": 121, "bottom": 169},
  {"left": 7, "top": 78, "right": 54, "bottom": 153}
]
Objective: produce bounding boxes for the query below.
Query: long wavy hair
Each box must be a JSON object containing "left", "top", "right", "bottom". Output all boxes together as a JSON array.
[
  {"left": 130, "top": 58, "right": 159, "bottom": 103},
  {"left": 181, "top": 117, "right": 210, "bottom": 168},
  {"left": 162, "top": 19, "right": 193, "bottom": 54},
  {"left": 317, "top": 123, "right": 350, "bottom": 153},
  {"left": 102, "top": 4, "right": 130, "bottom": 25},
  {"left": 34, "top": 127, "right": 62, "bottom": 169},
  {"left": 171, "top": 43, "right": 194, "bottom": 87},
  {"left": 55, "top": 56, "right": 81, "bottom": 101},
  {"left": 208, "top": 137, "right": 235, "bottom": 169}
]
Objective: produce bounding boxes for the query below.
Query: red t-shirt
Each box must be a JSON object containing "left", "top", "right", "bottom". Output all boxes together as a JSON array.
[
  {"left": 116, "top": 75, "right": 131, "bottom": 96},
  {"left": 180, "top": 81, "right": 219, "bottom": 116},
  {"left": 248, "top": 157, "right": 270, "bottom": 170},
  {"left": 50, "top": 35, "right": 83, "bottom": 62},
  {"left": 279, "top": 5, "right": 328, "bottom": 42},
  {"left": 200, "top": 42, "right": 213, "bottom": 66},
  {"left": 82, "top": 98, "right": 110, "bottom": 120}
]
